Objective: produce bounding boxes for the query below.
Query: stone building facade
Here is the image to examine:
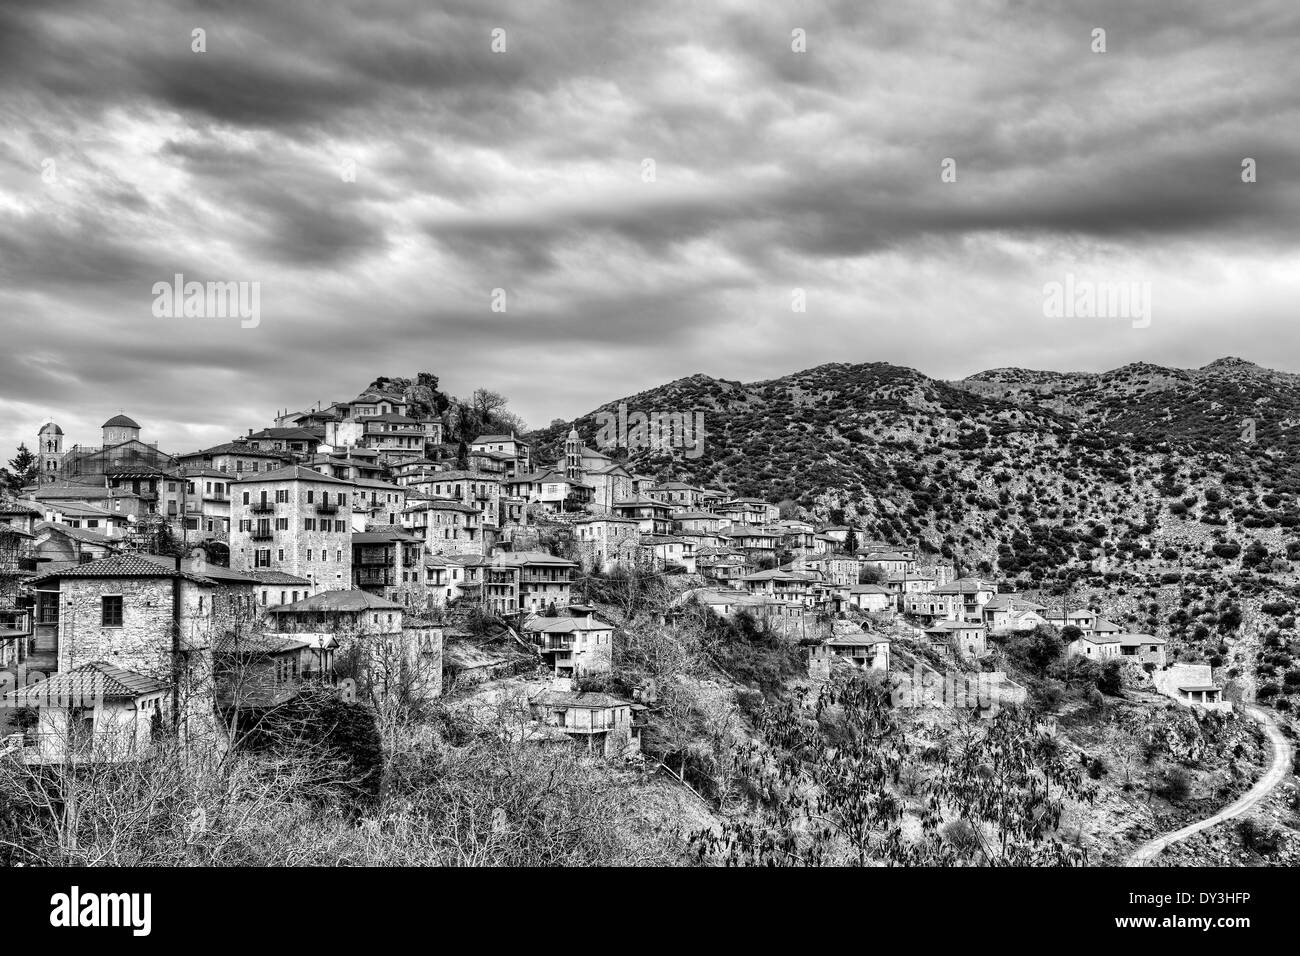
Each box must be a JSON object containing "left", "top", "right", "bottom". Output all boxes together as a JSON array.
[{"left": 229, "top": 466, "right": 355, "bottom": 590}]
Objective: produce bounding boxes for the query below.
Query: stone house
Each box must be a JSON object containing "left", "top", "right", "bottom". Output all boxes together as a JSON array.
[
  {"left": 1, "top": 661, "right": 168, "bottom": 764},
  {"left": 524, "top": 611, "right": 614, "bottom": 678},
  {"left": 612, "top": 496, "right": 674, "bottom": 535},
  {"left": 230, "top": 465, "right": 355, "bottom": 590},
  {"left": 823, "top": 633, "right": 891, "bottom": 671},
  {"left": 573, "top": 515, "right": 641, "bottom": 572},
  {"left": 1153, "top": 663, "right": 1232, "bottom": 712},
  {"left": 351, "top": 528, "right": 428, "bottom": 609},
  {"left": 528, "top": 688, "right": 638, "bottom": 758},
  {"left": 402, "top": 498, "right": 484, "bottom": 556},
  {"left": 924, "top": 620, "right": 989, "bottom": 659},
  {"left": 847, "top": 583, "right": 894, "bottom": 612}
]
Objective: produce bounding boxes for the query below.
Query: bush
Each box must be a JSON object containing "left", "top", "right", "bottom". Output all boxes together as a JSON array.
[
  {"left": 1237, "top": 818, "right": 1282, "bottom": 855},
  {"left": 1097, "top": 659, "right": 1124, "bottom": 696},
  {"left": 1154, "top": 768, "right": 1192, "bottom": 803}
]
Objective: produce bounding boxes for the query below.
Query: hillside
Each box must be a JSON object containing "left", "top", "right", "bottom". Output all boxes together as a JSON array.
[{"left": 527, "top": 357, "right": 1300, "bottom": 711}]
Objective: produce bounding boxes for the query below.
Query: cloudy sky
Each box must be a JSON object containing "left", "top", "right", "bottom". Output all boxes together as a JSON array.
[{"left": 2, "top": 0, "right": 1298, "bottom": 457}]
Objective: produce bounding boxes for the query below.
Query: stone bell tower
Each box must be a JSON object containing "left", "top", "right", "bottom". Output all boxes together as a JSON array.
[{"left": 37, "top": 421, "right": 63, "bottom": 484}]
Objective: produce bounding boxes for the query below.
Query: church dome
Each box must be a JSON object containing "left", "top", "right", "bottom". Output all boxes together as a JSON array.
[
  {"left": 102, "top": 414, "right": 141, "bottom": 429},
  {"left": 39, "top": 422, "right": 63, "bottom": 435}
]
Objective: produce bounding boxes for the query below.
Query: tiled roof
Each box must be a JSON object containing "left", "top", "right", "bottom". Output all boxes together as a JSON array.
[
  {"left": 28, "top": 554, "right": 214, "bottom": 587},
  {"left": 178, "top": 442, "right": 290, "bottom": 459},
  {"left": 524, "top": 616, "right": 613, "bottom": 633},
  {"left": 493, "top": 550, "right": 577, "bottom": 568},
  {"left": 247, "top": 569, "right": 313, "bottom": 585},
  {"left": 2, "top": 661, "right": 166, "bottom": 706},
  {"left": 473, "top": 434, "right": 528, "bottom": 444},
  {"left": 234, "top": 465, "right": 354, "bottom": 485},
  {"left": 826, "top": 634, "right": 890, "bottom": 646},
  {"left": 214, "top": 632, "right": 309, "bottom": 655},
  {"left": 531, "top": 689, "right": 631, "bottom": 710},
  {"left": 34, "top": 521, "right": 118, "bottom": 546},
  {"left": 269, "top": 589, "right": 402, "bottom": 613}
]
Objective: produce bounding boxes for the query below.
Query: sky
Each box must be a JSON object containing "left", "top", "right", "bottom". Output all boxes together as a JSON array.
[{"left": 1, "top": 0, "right": 1299, "bottom": 457}]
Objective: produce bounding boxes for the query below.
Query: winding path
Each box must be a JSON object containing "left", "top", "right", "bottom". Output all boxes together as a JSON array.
[{"left": 1127, "top": 705, "right": 1292, "bottom": 866}]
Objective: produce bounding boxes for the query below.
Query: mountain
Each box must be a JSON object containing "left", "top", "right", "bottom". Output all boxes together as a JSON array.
[{"left": 528, "top": 358, "right": 1300, "bottom": 596}]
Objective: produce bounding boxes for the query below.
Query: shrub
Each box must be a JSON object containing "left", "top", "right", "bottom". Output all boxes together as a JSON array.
[
  {"left": 1237, "top": 819, "right": 1282, "bottom": 855},
  {"left": 1097, "top": 659, "right": 1124, "bottom": 696},
  {"left": 1154, "top": 768, "right": 1192, "bottom": 803}
]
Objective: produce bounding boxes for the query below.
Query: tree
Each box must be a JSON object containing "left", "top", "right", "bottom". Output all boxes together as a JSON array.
[
  {"left": 1005, "top": 626, "right": 1065, "bottom": 677},
  {"left": 843, "top": 528, "right": 859, "bottom": 555},
  {"left": 1, "top": 444, "right": 39, "bottom": 493},
  {"left": 693, "top": 676, "right": 1091, "bottom": 866},
  {"left": 858, "top": 564, "right": 886, "bottom": 585}
]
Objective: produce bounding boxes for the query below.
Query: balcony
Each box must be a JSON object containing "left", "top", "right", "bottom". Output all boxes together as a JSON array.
[
  {"left": 316, "top": 501, "right": 339, "bottom": 515},
  {"left": 250, "top": 530, "right": 274, "bottom": 541},
  {"left": 250, "top": 502, "right": 275, "bottom": 514}
]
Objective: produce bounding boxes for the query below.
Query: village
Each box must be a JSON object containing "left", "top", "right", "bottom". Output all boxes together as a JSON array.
[{"left": 0, "top": 388, "right": 1235, "bottom": 771}]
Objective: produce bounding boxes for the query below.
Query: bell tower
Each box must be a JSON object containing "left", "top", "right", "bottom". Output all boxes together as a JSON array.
[
  {"left": 38, "top": 421, "right": 63, "bottom": 483},
  {"left": 564, "top": 428, "right": 582, "bottom": 482}
]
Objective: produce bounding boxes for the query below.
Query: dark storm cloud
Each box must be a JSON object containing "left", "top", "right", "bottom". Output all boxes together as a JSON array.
[{"left": 2, "top": 0, "right": 1299, "bottom": 456}]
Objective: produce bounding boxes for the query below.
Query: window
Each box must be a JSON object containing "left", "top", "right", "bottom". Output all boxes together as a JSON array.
[
  {"left": 276, "top": 489, "right": 289, "bottom": 503},
  {"left": 307, "top": 490, "right": 315, "bottom": 503},
  {"left": 242, "top": 491, "right": 250, "bottom": 504},
  {"left": 276, "top": 518, "right": 288, "bottom": 530},
  {"left": 101, "top": 595, "right": 123, "bottom": 627},
  {"left": 307, "top": 549, "right": 313, "bottom": 561},
  {"left": 277, "top": 549, "right": 284, "bottom": 561},
  {"left": 304, "top": 518, "right": 315, "bottom": 531}
]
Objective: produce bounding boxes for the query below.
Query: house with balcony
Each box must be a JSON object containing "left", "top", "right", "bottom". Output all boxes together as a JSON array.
[
  {"left": 229, "top": 465, "right": 355, "bottom": 590},
  {"left": 712, "top": 498, "right": 777, "bottom": 526},
  {"left": 494, "top": 551, "right": 576, "bottom": 613},
  {"left": 924, "top": 620, "right": 989, "bottom": 659},
  {"left": 639, "top": 534, "right": 695, "bottom": 573},
  {"left": 263, "top": 588, "right": 403, "bottom": 639},
  {"left": 245, "top": 427, "right": 323, "bottom": 459},
  {"left": 403, "top": 498, "right": 484, "bottom": 556},
  {"left": 351, "top": 528, "right": 427, "bottom": 608},
  {"left": 696, "top": 547, "right": 748, "bottom": 588},
  {"left": 524, "top": 610, "right": 614, "bottom": 677},
  {"left": 348, "top": 478, "right": 407, "bottom": 530},
  {"left": 528, "top": 688, "right": 638, "bottom": 757},
  {"left": 931, "top": 578, "right": 998, "bottom": 623},
  {"left": 645, "top": 481, "right": 707, "bottom": 510},
  {"left": 470, "top": 433, "right": 531, "bottom": 472},
  {"left": 612, "top": 496, "right": 674, "bottom": 535},
  {"left": 740, "top": 568, "right": 816, "bottom": 606},
  {"left": 407, "top": 470, "right": 500, "bottom": 528},
  {"left": 822, "top": 633, "right": 890, "bottom": 671}
]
